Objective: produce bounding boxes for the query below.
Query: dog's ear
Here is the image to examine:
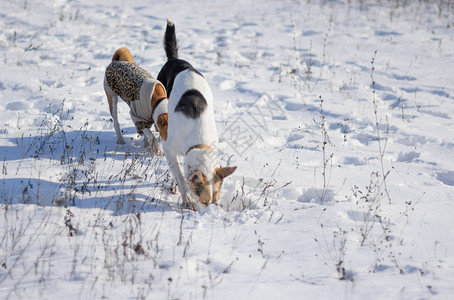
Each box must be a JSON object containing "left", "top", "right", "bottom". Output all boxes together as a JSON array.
[
  {"left": 189, "top": 171, "right": 204, "bottom": 184},
  {"left": 157, "top": 113, "right": 168, "bottom": 140},
  {"left": 152, "top": 84, "right": 167, "bottom": 102},
  {"left": 215, "top": 166, "right": 237, "bottom": 179}
]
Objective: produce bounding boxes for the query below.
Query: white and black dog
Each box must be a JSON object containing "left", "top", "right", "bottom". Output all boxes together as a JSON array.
[{"left": 158, "top": 19, "right": 236, "bottom": 210}]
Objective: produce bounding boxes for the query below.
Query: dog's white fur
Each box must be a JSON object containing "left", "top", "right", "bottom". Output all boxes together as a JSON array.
[
  {"left": 164, "top": 70, "right": 220, "bottom": 209},
  {"left": 160, "top": 19, "right": 236, "bottom": 210}
]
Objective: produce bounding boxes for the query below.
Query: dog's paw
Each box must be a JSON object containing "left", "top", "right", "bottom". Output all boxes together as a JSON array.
[
  {"left": 143, "top": 137, "right": 150, "bottom": 148},
  {"left": 182, "top": 200, "right": 197, "bottom": 211},
  {"left": 181, "top": 193, "right": 198, "bottom": 211},
  {"left": 169, "top": 181, "right": 178, "bottom": 194},
  {"left": 153, "top": 149, "right": 164, "bottom": 156},
  {"left": 151, "top": 142, "right": 164, "bottom": 156}
]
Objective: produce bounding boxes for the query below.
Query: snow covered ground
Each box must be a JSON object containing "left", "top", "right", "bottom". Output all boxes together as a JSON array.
[{"left": 1, "top": 0, "right": 453, "bottom": 299}]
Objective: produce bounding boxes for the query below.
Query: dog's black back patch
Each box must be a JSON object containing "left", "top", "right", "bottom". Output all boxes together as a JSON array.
[
  {"left": 157, "top": 59, "right": 203, "bottom": 97},
  {"left": 175, "top": 89, "right": 207, "bottom": 119}
]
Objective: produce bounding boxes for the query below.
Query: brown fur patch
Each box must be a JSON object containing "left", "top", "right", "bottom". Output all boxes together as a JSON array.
[
  {"left": 189, "top": 171, "right": 211, "bottom": 206},
  {"left": 151, "top": 83, "right": 167, "bottom": 104},
  {"left": 157, "top": 113, "right": 168, "bottom": 141},
  {"left": 212, "top": 167, "right": 237, "bottom": 203},
  {"left": 185, "top": 144, "right": 213, "bottom": 155},
  {"left": 112, "top": 48, "right": 134, "bottom": 63},
  {"left": 212, "top": 173, "right": 223, "bottom": 204},
  {"left": 152, "top": 83, "right": 168, "bottom": 140}
]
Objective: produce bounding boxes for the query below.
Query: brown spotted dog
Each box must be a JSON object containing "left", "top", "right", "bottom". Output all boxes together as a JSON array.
[{"left": 104, "top": 48, "right": 168, "bottom": 155}]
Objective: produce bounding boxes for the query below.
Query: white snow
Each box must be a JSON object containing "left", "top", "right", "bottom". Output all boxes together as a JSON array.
[{"left": 1, "top": 0, "right": 453, "bottom": 299}]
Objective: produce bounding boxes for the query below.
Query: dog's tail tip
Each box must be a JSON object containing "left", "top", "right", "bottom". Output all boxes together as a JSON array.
[{"left": 164, "top": 18, "right": 178, "bottom": 60}]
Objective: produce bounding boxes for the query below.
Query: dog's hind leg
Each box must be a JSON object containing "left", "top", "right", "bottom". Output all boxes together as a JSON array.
[{"left": 105, "top": 90, "right": 125, "bottom": 144}]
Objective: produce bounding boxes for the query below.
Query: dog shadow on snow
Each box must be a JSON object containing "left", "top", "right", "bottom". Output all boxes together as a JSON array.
[
  {"left": 1, "top": 126, "right": 147, "bottom": 161},
  {"left": 0, "top": 128, "right": 179, "bottom": 215}
]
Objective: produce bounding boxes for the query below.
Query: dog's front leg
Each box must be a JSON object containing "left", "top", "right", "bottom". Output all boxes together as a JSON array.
[
  {"left": 143, "top": 128, "right": 164, "bottom": 156},
  {"left": 107, "top": 93, "right": 125, "bottom": 145},
  {"left": 164, "top": 149, "right": 195, "bottom": 210}
]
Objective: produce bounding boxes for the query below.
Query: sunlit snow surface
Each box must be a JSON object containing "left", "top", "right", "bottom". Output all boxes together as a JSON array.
[{"left": 1, "top": 1, "right": 453, "bottom": 299}]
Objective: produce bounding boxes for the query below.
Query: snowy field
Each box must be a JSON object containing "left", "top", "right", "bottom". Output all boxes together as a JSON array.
[{"left": 1, "top": 0, "right": 453, "bottom": 299}]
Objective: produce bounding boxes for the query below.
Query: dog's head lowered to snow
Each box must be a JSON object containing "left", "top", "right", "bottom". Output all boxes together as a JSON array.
[
  {"left": 188, "top": 166, "right": 237, "bottom": 207},
  {"left": 184, "top": 146, "right": 236, "bottom": 208}
]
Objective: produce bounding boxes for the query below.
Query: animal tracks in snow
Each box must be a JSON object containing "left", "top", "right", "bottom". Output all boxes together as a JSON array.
[
  {"left": 436, "top": 171, "right": 454, "bottom": 186},
  {"left": 397, "top": 151, "right": 421, "bottom": 163}
]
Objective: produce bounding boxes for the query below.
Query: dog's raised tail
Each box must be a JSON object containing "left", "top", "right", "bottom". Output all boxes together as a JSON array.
[
  {"left": 164, "top": 18, "right": 178, "bottom": 60},
  {"left": 112, "top": 48, "right": 134, "bottom": 63}
]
